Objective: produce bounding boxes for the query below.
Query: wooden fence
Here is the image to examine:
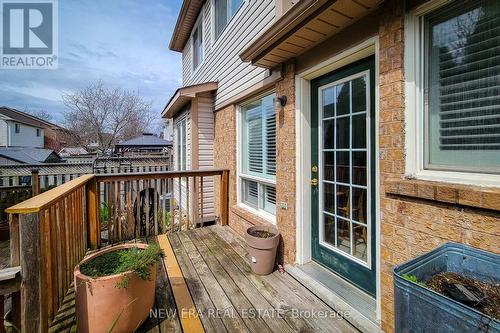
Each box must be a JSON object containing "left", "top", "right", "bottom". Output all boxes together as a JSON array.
[{"left": 4, "top": 169, "right": 229, "bottom": 332}]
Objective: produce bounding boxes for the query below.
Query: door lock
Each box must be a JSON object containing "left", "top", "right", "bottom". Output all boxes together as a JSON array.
[
  {"left": 311, "top": 178, "right": 318, "bottom": 186},
  {"left": 311, "top": 165, "right": 318, "bottom": 173}
]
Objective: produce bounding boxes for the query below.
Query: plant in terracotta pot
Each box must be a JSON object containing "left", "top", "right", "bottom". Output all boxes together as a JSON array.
[
  {"left": 74, "top": 242, "right": 163, "bottom": 333},
  {"left": 245, "top": 225, "right": 280, "bottom": 275}
]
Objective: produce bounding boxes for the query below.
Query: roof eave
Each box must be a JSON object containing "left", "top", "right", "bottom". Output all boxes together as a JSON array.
[
  {"left": 162, "top": 82, "right": 218, "bottom": 119},
  {"left": 169, "top": 0, "right": 205, "bottom": 52},
  {"left": 239, "top": 0, "right": 334, "bottom": 65}
]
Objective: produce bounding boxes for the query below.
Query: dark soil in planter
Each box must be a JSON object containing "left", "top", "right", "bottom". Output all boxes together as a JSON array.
[
  {"left": 426, "top": 272, "right": 500, "bottom": 320},
  {"left": 248, "top": 229, "right": 276, "bottom": 238}
]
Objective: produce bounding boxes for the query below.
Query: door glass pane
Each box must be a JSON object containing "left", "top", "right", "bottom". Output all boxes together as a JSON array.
[
  {"left": 324, "top": 214, "right": 335, "bottom": 246},
  {"left": 352, "top": 76, "right": 367, "bottom": 113},
  {"left": 352, "top": 151, "right": 367, "bottom": 186},
  {"left": 352, "top": 188, "right": 367, "bottom": 223},
  {"left": 336, "top": 218, "right": 351, "bottom": 254},
  {"left": 323, "top": 152, "right": 335, "bottom": 181},
  {"left": 323, "top": 183, "right": 335, "bottom": 214},
  {"left": 336, "top": 151, "right": 349, "bottom": 184},
  {"left": 323, "top": 119, "right": 335, "bottom": 149},
  {"left": 353, "top": 224, "right": 368, "bottom": 261},
  {"left": 352, "top": 114, "right": 366, "bottom": 149},
  {"left": 336, "top": 185, "right": 349, "bottom": 218},
  {"left": 336, "top": 83, "right": 350, "bottom": 116},
  {"left": 336, "top": 117, "right": 349, "bottom": 149},
  {"left": 323, "top": 87, "right": 335, "bottom": 118}
]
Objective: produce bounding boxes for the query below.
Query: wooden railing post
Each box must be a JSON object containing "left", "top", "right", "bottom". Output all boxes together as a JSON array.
[
  {"left": 19, "top": 212, "right": 43, "bottom": 333},
  {"left": 86, "top": 177, "right": 100, "bottom": 250},
  {"left": 8, "top": 213, "right": 21, "bottom": 331},
  {"left": 220, "top": 170, "right": 229, "bottom": 226},
  {"left": 31, "top": 169, "right": 40, "bottom": 196}
]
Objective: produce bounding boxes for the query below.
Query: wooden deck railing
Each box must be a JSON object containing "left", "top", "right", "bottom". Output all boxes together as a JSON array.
[{"left": 3, "top": 169, "right": 229, "bottom": 333}]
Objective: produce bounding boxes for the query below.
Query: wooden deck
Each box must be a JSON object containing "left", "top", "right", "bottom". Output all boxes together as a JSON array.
[{"left": 47, "top": 225, "right": 358, "bottom": 333}]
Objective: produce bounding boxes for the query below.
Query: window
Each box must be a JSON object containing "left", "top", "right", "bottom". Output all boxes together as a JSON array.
[
  {"left": 36, "top": 128, "right": 41, "bottom": 137},
  {"left": 192, "top": 20, "right": 203, "bottom": 70},
  {"left": 239, "top": 93, "right": 276, "bottom": 218},
  {"left": 214, "top": 0, "right": 243, "bottom": 40},
  {"left": 419, "top": 0, "right": 500, "bottom": 174},
  {"left": 14, "top": 123, "right": 20, "bottom": 133},
  {"left": 176, "top": 119, "right": 187, "bottom": 171}
]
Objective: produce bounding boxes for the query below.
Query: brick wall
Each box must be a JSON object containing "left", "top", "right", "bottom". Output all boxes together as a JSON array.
[
  {"left": 378, "top": 1, "right": 500, "bottom": 332},
  {"left": 213, "top": 64, "right": 298, "bottom": 266}
]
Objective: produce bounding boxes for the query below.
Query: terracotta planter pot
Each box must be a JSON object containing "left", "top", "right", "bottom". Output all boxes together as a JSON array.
[
  {"left": 74, "top": 243, "right": 156, "bottom": 333},
  {"left": 245, "top": 225, "right": 280, "bottom": 275}
]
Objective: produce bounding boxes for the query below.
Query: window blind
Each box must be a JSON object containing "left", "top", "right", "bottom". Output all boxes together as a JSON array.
[
  {"left": 426, "top": 0, "right": 500, "bottom": 171},
  {"left": 243, "top": 94, "right": 276, "bottom": 178}
]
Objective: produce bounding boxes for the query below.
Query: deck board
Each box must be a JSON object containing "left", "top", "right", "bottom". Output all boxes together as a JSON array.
[{"left": 47, "top": 225, "right": 358, "bottom": 333}]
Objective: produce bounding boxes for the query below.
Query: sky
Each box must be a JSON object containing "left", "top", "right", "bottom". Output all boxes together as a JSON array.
[{"left": 0, "top": 0, "right": 183, "bottom": 131}]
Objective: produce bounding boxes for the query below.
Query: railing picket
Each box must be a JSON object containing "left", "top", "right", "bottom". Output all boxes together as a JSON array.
[
  {"left": 145, "top": 179, "right": 150, "bottom": 237},
  {"left": 169, "top": 177, "right": 174, "bottom": 232},
  {"left": 162, "top": 177, "right": 167, "bottom": 233},
  {"left": 186, "top": 177, "right": 190, "bottom": 230},
  {"left": 126, "top": 180, "right": 132, "bottom": 239},
  {"left": 116, "top": 181, "right": 122, "bottom": 241},
  {"left": 200, "top": 176, "right": 204, "bottom": 227},
  {"left": 135, "top": 179, "right": 140, "bottom": 238},
  {"left": 154, "top": 178, "right": 158, "bottom": 236}
]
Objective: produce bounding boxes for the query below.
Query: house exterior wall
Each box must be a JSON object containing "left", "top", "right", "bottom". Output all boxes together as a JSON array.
[
  {"left": 213, "top": 63, "right": 297, "bottom": 265},
  {"left": 0, "top": 120, "right": 7, "bottom": 146},
  {"left": 181, "top": 0, "right": 275, "bottom": 110},
  {"left": 377, "top": 1, "right": 500, "bottom": 332},
  {"left": 6, "top": 121, "right": 44, "bottom": 148},
  {"left": 196, "top": 93, "right": 216, "bottom": 217}
]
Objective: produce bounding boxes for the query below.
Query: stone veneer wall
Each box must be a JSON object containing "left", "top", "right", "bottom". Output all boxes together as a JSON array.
[
  {"left": 213, "top": 62, "right": 298, "bottom": 265},
  {"left": 378, "top": 1, "right": 500, "bottom": 332}
]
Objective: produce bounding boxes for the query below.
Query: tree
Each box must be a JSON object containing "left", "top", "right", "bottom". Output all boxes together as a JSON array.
[
  {"left": 24, "top": 109, "right": 53, "bottom": 123},
  {"left": 62, "top": 81, "right": 155, "bottom": 153}
]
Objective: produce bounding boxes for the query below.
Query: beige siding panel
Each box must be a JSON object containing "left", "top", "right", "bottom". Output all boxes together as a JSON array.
[
  {"left": 181, "top": 0, "right": 276, "bottom": 109},
  {"left": 197, "top": 93, "right": 215, "bottom": 217}
]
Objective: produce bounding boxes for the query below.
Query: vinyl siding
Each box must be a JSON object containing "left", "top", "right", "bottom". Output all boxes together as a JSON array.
[
  {"left": 182, "top": 0, "right": 276, "bottom": 110},
  {"left": 196, "top": 93, "right": 215, "bottom": 217}
]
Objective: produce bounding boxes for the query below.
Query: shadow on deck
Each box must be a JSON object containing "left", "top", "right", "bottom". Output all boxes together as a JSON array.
[{"left": 48, "top": 225, "right": 358, "bottom": 333}]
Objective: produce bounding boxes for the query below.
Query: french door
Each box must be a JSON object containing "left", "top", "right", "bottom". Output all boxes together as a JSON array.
[{"left": 311, "top": 56, "right": 376, "bottom": 296}]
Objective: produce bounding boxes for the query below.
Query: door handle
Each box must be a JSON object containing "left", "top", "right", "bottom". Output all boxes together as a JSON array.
[{"left": 311, "top": 178, "right": 318, "bottom": 186}]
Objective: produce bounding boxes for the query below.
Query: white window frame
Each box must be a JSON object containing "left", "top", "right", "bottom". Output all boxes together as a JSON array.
[
  {"left": 191, "top": 13, "right": 204, "bottom": 73},
  {"left": 211, "top": 0, "right": 245, "bottom": 45},
  {"left": 404, "top": 0, "right": 500, "bottom": 187},
  {"left": 236, "top": 91, "right": 277, "bottom": 224}
]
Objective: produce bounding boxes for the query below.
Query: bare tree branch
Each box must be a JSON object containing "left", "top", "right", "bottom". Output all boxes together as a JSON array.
[{"left": 62, "top": 80, "right": 154, "bottom": 153}]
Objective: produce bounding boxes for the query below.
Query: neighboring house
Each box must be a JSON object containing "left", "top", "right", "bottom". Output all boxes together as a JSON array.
[
  {"left": 0, "top": 106, "right": 69, "bottom": 150},
  {"left": 164, "top": 1, "right": 500, "bottom": 332},
  {"left": 114, "top": 133, "right": 173, "bottom": 156},
  {"left": 0, "top": 147, "right": 62, "bottom": 165},
  {"left": 0, "top": 107, "right": 45, "bottom": 148}
]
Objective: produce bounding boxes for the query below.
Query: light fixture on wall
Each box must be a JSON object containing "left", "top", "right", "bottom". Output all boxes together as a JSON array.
[{"left": 274, "top": 95, "right": 287, "bottom": 109}]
